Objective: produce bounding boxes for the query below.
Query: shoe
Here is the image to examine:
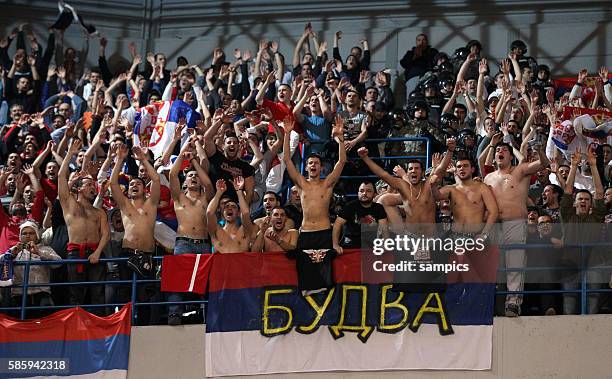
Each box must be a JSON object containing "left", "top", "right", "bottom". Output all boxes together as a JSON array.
[
  {"left": 505, "top": 303, "right": 520, "bottom": 317},
  {"left": 168, "top": 314, "right": 182, "bottom": 326},
  {"left": 127, "top": 253, "right": 153, "bottom": 277}
]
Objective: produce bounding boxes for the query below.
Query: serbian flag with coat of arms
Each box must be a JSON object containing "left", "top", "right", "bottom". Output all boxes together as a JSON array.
[{"left": 133, "top": 100, "right": 200, "bottom": 158}]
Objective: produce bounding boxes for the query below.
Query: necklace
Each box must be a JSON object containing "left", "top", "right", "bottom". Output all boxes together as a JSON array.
[{"left": 408, "top": 182, "right": 423, "bottom": 200}]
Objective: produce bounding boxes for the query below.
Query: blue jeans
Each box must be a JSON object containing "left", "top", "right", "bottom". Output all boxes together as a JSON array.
[{"left": 167, "top": 238, "right": 211, "bottom": 317}]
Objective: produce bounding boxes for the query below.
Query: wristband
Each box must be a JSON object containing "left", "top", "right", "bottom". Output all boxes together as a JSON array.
[{"left": 576, "top": 82, "right": 583, "bottom": 87}]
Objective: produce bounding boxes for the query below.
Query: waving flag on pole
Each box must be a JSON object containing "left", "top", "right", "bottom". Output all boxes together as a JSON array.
[
  {"left": 134, "top": 100, "right": 200, "bottom": 158},
  {"left": 0, "top": 303, "right": 131, "bottom": 378}
]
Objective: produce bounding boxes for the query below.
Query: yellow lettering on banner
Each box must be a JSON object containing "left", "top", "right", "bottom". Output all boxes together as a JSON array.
[
  {"left": 409, "top": 292, "right": 454, "bottom": 335},
  {"left": 328, "top": 285, "right": 373, "bottom": 343},
  {"left": 262, "top": 288, "right": 294, "bottom": 336},
  {"left": 378, "top": 284, "right": 409, "bottom": 333},
  {"left": 297, "top": 288, "right": 335, "bottom": 334}
]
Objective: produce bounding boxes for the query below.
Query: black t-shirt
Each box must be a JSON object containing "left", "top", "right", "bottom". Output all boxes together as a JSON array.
[
  {"left": 338, "top": 200, "right": 387, "bottom": 247},
  {"left": 208, "top": 151, "right": 255, "bottom": 200}
]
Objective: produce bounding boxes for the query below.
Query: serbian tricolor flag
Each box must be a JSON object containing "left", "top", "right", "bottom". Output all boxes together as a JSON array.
[
  {"left": 161, "top": 254, "right": 214, "bottom": 294},
  {"left": 134, "top": 100, "right": 200, "bottom": 158},
  {"left": 0, "top": 303, "right": 131, "bottom": 378},
  {"left": 203, "top": 251, "right": 495, "bottom": 377}
]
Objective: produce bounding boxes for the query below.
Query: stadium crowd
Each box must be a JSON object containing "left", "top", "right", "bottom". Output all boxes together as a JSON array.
[{"left": 0, "top": 20, "right": 611, "bottom": 325}]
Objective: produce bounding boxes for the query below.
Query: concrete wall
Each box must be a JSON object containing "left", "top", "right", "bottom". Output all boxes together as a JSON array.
[{"left": 128, "top": 315, "right": 612, "bottom": 378}]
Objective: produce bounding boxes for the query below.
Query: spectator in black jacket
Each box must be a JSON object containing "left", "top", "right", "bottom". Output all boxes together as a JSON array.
[{"left": 400, "top": 34, "right": 439, "bottom": 98}]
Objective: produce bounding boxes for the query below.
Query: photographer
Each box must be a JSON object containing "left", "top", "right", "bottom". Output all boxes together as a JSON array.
[{"left": 8, "top": 221, "right": 61, "bottom": 318}]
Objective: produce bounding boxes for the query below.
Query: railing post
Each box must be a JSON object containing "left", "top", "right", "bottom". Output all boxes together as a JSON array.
[
  {"left": 131, "top": 271, "right": 138, "bottom": 324},
  {"left": 425, "top": 138, "right": 430, "bottom": 169},
  {"left": 19, "top": 257, "right": 31, "bottom": 320},
  {"left": 580, "top": 245, "right": 587, "bottom": 315}
]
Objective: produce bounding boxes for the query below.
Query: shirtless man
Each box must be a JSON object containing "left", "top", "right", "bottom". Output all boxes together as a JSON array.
[
  {"left": 169, "top": 142, "right": 213, "bottom": 254},
  {"left": 110, "top": 144, "right": 161, "bottom": 277},
  {"left": 283, "top": 115, "right": 346, "bottom": 294},
  {"left": 207, "top": 177, "right": 257, "bottom": 253},
  {"left": 252, "top": 207, "right": 298, "bottom": 252},
  {"left": 483, "top": 142, "right": 548, "bottom": 316},
  {"left": 360, "top": 139, "right": 456, "bottom": 235},
  {"left": 167, "top": 143, "right": 213, "bottom": 325},
  {"left": 432, "top": 158, "right": 499, "bottom": 282},
  {"left": 59, "top": 139, "right": 110, "bottom": 309},
  {"left": 254, "top": 191, "right": 295, "bottom": 231}
]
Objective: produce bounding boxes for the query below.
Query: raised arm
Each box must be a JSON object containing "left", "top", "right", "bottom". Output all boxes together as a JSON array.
[
  {"left": 203, "top": 110, "right": 225, "bottom": 156},
  {"left": 520, "top": 143, "right": 549, "bottom": 176},
  {"left": 431, "top": 139, "right": 456, "bottom": 181},
  {"left": 456, "top": 53, "right": 476, "bottom": 84},
  {"left": 293, "top": 30, "right": 311, "bottom": 69},
  {"left": 206, "top": 179, "right": 226, "bottom": 237},
  {"left": 476, "top": 59, "right": 488, "bottom": 114},
  {"left": 190, "top": 147, "right": 214, "bottom": 201},
  {"left": 110, "top": 144, "right": 130, "bottom": 209},
  {"left": 233, "top": 176, "right": 256, "bottom": 239},
  {"left": 22, "top": 164, "right": 41, "bottom": 193},
  {"left": 132, "top": 146, "right": 160, "bottom": 206},
  {"left": 281, "top": 117, "right": 305, "bottom": 187},
  {"left": 160, "top": 118, "right": 186, "bottom": 167},
  {"left": 325, "top": 115, "right": 347, "bottom": 186},
  {"left": 255, "top": 71, "right": 275, "bottom": 105},
  {"left": 564, "top": 149, "right": 581, "bottom": 195},
  {"left": 292, "top": 86, "right": 314, "bottom": 123},
  {"left": 357, "top": 146, "right": 403, "bottom": 189},
  {"left": 58, "top": 138, "right": 82, "bottom": 206},
  {"left": 586, "top": 145, "right": 604, "bottom": 200},
  {"left": 169, "top": 141, "right": 190, "bottom": 202},
  {"left": 32, "top": 140, "right": 54, "bottom": 179},
  {"left": 508, "top": 54, "right": 522, "bottom": 84}
]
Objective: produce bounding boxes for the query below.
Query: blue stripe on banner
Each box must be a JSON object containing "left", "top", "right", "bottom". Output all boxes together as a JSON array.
[
  {"left": 0, "top": 334, "right": 130, "bottom": 377},
  {"left": 206, "top": 283, "right": 495, "bottom": 333}
]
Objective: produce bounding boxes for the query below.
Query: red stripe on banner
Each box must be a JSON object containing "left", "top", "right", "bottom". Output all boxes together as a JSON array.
[
  {"left": 207, "top": 250, "right": 369, "bottom": 292},
  {"left": 161, "top": 254, "right": 214, "bottom": 294},
  {"left": 208, "top": 252, "right": 297, "bottom": 292},
  {"left": 0, "top": 303, "right": 131, "bottom": 343}
]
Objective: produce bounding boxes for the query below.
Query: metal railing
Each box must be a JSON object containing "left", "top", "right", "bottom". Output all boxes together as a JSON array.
[
  {"left": 2, "top": 241, "right": 611, "bottom": 320},
  {"left": 0, "top": 256, "right": 206, "bottom": 324},
  {"left": 497, "top": 241, "right": 612, "bottom": 315}
]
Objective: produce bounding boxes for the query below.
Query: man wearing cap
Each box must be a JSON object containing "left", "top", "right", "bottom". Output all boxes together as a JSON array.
[
  {"left": 58, "top": 138, "right": 109, "bottom": 309},
  {"left": 7, "top": 221, "right": 61, "bottom": 318}
]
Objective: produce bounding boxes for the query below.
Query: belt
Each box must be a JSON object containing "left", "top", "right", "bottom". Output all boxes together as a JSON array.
[
  {"left": 176, "top": 236, "right": 210, "bottom": 245},
  {"left": 122, "top": 248, "right": 153, "bottom": 255}
]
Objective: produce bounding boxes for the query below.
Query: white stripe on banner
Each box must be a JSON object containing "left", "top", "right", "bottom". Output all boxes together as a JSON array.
[
  {"left": 204, "top": 325, "right": 492, "bottom": 377},
  {"left": 18, "top": 369, "right": 127, "bottom": 379},
  {"left": 188, "top": 254, "right": 202, "bottom": 292}
]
